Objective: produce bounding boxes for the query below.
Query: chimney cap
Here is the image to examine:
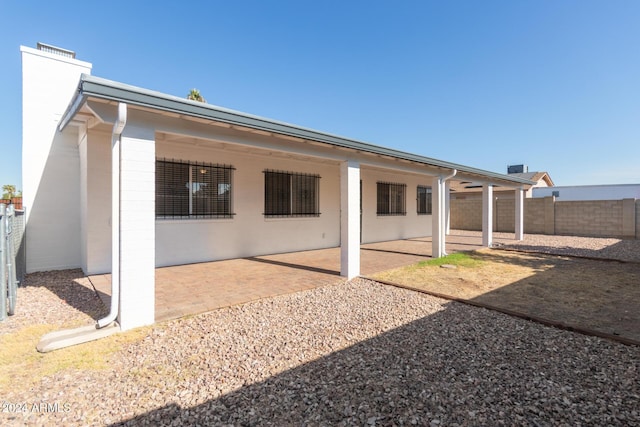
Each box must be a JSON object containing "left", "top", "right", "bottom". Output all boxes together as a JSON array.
[{"left": 36, "top": 42, "right": 76, "bottom": 59}]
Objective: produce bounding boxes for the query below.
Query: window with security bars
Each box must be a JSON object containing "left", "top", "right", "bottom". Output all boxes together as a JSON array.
[
  {"left": 156, "top": 159, "right": 234, "bottom": 219},
  {"left": 417, "top": 186, "right": 432, "bottom": 215},
  {"left": 377, "top": 182, "right": 406, "bottom": 216},
  {"left": 264, "top": 170, "right": 320, "bottom": 217}
]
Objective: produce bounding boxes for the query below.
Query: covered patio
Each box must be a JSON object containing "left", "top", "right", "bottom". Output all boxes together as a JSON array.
[
  {"left": 44, "top": 68, "right": 534, "bottom": 331},
  {"left": 89, "top": 233, "right": 514, "bottom": 322}
]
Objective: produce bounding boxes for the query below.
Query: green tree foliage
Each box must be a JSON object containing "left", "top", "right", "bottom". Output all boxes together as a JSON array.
[
  {"left": 187, "top": 89, "right": 206, "bottom": 103},
  {"left": 2, "top": 184, "right": 16, "bottom": 200}
]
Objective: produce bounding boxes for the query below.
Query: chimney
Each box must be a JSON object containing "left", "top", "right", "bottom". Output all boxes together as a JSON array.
[{"left": 21, "top": 43, "right": 92, "bottom": 226}]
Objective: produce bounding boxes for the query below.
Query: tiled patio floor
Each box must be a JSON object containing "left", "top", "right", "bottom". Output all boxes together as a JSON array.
[{"left": 89, "top": 233, "right": 511, "bottom": 322}]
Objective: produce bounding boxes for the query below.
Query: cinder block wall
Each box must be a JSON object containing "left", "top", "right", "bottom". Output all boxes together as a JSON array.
[
  {"left": 636, "top": 199, "right": 640, "bottom": 239},
  {"left": 524, "top": 198, "right": 546, "bottom": 234},
  {"left": 450, "top": 199, "right": 482, "bottom": 230},
  {"left": 555, "top": 200, "right": 622, "bottom": 237},
  {"left": 450, "top": 197, "right": 637, "bottom": 238},
  {"left": 451, "top": 198, "right": 545, "bottom": 233},
  {"left": 495, "top": 199, "right": 515, "bottom": 232}
]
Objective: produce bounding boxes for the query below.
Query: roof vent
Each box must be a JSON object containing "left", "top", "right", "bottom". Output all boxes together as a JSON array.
[
  {"left": 36, "top": 42, "right": 76, "bottom": 59},
  {"left": 507, "top": 164, "right": 528, "bottom": 174}
]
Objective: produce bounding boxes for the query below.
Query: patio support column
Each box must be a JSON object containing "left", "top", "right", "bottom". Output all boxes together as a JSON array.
[
  {"left": 118, "top": 125, "right": 155, "bottom": 330},
  {"left": 482, "top": 183, "right": 493, "bottom": 247},
  {"left": 432, "top": 176, "right": 444, "bottom": 258},
  {"left": 340, "top": 160, "right": 360, "bottom": 279},
  {"left": 445, "top": 181, "right": 451, "bottom": 235},
  {"left": 515, "top": 187, "right": 524, "bottom": 241}
]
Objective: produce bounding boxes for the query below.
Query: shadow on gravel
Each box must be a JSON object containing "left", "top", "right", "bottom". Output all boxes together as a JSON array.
[
  {"left": 113, "top": 302, "right": 639, "bottom": 426},
  {"left": 500, "top": 239, "right": 640, "bottom": 263},
  {"left": 22, "top": 269, "right": 107, "bottom": 321}
]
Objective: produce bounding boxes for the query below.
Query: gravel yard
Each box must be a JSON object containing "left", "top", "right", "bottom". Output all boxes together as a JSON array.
[
  {"left": 453, "top": 229, "right": 640, "bottom": 263},
  {"left": 2, "top": 270, "right": 639, "bottom": 426}
]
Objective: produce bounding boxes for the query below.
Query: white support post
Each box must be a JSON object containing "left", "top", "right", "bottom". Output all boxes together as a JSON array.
[
  {"left": 431, "top": 176, "right": 443, "bottom": 258},
  {"left": 515, "top": 187, "right": 524, "bottom": 241},
  {"left": 118, "top": 126, "right": 156, "bottom": 330},
  {"left": 482, "top": 183, "right": 493, "bottom": 247},
  {"left": 340, "top": 161, "right": 360, "bottom": 279},
  {"left": 445, "top": 181, "right": 451, "bottom": 235}
]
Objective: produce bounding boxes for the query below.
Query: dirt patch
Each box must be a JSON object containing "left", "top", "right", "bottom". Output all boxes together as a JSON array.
[{"left": 372, "top": 249, "right": 640, "bottom": 343}]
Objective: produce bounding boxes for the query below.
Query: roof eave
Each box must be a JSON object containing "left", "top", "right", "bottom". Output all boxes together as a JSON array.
[
  {"left": 58, "top": 77, "right": 88, "bottom": 131},
  {"left": 62, "top": 74, "right": 536, "bottom": 187}
]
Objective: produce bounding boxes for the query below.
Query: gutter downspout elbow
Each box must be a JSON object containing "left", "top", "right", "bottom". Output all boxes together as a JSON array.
[
  {"left": 442, "top": 168, "right": 457, "bottom": 182},
  {"left": 97, "top": 102, "right": 127, "bottom": 329}
]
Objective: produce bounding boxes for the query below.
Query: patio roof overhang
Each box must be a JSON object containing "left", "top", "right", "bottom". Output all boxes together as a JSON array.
[{"left": 59, "top": 74, "right": 535, "bottom": 189}]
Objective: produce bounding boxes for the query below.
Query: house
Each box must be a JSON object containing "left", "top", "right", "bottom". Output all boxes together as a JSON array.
[
  {"left": 533, "top": 184, "right": 640, "bottom": 201},
  {"left": 450, "top": 165, "right": 554, "bottom": 200},
  {"left": 21, "top": 43, "right": 534, "bottom": 330}
]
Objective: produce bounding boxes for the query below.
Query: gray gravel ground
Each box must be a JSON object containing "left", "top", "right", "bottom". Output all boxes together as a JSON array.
[
  {"left": 452, "top": 230, "right": 640, "bottom": 262},
  {"left": 2, "top": 272, "right": 639, "bottom": 426}
]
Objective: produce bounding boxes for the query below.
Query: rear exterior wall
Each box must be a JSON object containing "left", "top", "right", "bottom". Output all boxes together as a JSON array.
[{"left": 81, "top": 136, "right": 435, "bottom": 275}]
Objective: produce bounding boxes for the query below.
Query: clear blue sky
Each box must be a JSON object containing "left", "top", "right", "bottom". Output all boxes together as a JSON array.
[{"left": 1, "top": 0, "right": 639, "bottom": 191}]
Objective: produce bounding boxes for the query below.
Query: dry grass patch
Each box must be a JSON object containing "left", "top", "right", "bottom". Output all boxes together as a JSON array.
[
  {"left": 0, "top": 322, "right": 149, "bottom": 394},
  {"left": 373, "top": 249, "right": 640, "bottom": 342}
]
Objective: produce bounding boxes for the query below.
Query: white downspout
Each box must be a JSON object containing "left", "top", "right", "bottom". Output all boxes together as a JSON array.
[
  {"left": 97, "top": 102, "right": 127, "bottom": 329},
  {"left": 440, "top": 169, "right": 457, "bottom": 256}
]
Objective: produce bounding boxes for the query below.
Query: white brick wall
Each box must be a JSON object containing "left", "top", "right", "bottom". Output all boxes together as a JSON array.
[
  {"left": 21, "top": 46, "right": 92, "bottom": 272},
  {"left": 117, "top": 128, "right": 155, "bottom": 330},
  {"left": 340, "top": 161, "right": 360, "bottom": 278}
]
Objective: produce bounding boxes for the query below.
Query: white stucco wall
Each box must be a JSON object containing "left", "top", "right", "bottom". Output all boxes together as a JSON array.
[
  {"left": 21, "top": 46, "right": 92, "bottom": 272},
  {"left": 361, "top": 168, "right": 433, "bottom": 243},
  {"left": 81, "top": 135, "right": 436, "bottom": 274},
  {"left": 154, "top": 142, "right": 342, "bottom": 268},
  {"left": 533, "top": 184, "right": 640, "bottom": 201}
]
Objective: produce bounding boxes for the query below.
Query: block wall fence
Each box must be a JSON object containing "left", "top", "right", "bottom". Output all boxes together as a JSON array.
[{"left": 450, "top": 196, "right": 639, "bottom": 239}]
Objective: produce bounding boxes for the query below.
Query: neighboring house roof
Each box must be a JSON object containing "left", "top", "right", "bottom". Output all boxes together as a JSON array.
[
  {"left": 450, "top": 171, "right": 553, "bottom": 194},
  {"left": 508, "top": 171, "right": 554, "bottom": 187},
  {"left": 60, "top": 74, "right": 535, "bottom": 188}
]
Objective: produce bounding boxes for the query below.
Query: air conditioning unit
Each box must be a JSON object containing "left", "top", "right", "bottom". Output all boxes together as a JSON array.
[{"left": 507, "top": 164, "right": 528, "bottom": 174}]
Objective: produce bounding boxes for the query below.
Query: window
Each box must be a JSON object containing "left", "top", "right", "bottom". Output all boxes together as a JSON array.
[
  {"left": 264, "top": 170, "right": 320, "bottom": 217},
  {"left": 377, "top": 182, "right": 406, "bottom": 216},
  {"left": 156, "top": 159, "right": 234, "bottom": 219},
  {"left": 417, "top": 186, "right": 432, "bottom": 215}
]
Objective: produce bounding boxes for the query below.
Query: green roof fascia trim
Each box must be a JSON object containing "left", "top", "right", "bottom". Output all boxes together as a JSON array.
[{"left": 62, "top": 74, "right": 535, "bottom": 186}]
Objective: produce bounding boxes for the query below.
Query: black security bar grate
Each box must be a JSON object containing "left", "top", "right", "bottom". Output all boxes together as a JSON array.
[
  {"left": 264, "top": 170, "right": 320, "bottom": 217},
  {"left": 377, "top": 182, "right": 406, "bottom": 216},
  {"left": 417, "top": 185, "right": 432, "bottom": 215},
  {"left": 156, "top": 158, "right": 235, "bottom": 219}
]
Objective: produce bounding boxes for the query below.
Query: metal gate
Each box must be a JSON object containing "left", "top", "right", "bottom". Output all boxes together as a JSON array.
[{"left": 1, "top": 204, "right": 25, "bottom": 321}]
